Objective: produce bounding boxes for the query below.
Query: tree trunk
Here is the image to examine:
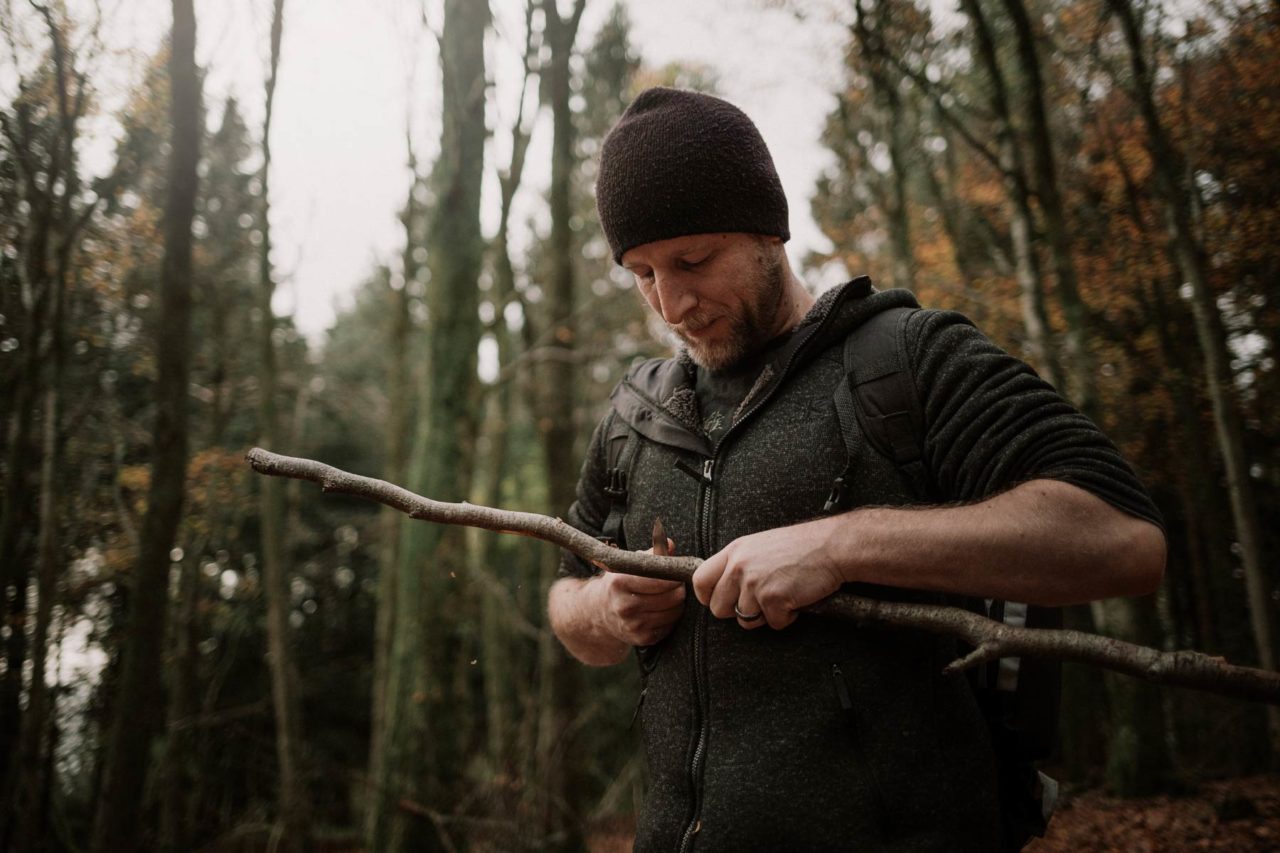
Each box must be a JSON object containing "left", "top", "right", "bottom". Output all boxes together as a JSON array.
[
  {"left": 159, "top": 545, "right": 202, "bottom": 853},
  {"left": 0, "top": 58, "right": 60, "bottom": 827},
  {"left": 998, "top": 0, "right": 1096, "bottom": 416},
  {"left": 8, "top": 254, "right": 66, "bottom": 853},
  {"left": 531, "top": 2, "right": 588, "bottom": 848},
  {"left": 1107, "top": 0, "right": 1279, "bottom": 754},
  {"left": 920, "top": 124, "right": 985, "bottom": 320},
  {"left": 959, "top": 0, "right": 1060, "bottom": 388},
  {"left": 1150, "top": 274, "right": 1227, "bottom": 654},
  {"left": 255, "top": 1, "right": 312, "bottom": 847},
  {"left": 90, "top": 2, "right": 200, "bottom": 850},
  {"left": 365, "top": 1, "right": 488, "bottom": 849},
  {"left": 998, "top": 0, "right": 1170, "bottom": 793},
  {"left": 0, "top": 368, "right": 36, "bottom": 817},
  {"left": 368, "top": 160, "right": 415, "bottom": 820},
  {"left": 853, "top": 0, "right": 915, "bottom": 291},
  {"left": 475, "top": 26, "right": 537, "bottom": 788}
]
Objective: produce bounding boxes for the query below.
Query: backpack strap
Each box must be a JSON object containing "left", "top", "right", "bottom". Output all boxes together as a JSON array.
[
  {"left": 826, "top": 307, "right": 930, "bottom": 511},
  {"left": 599, "top": 411, "right": 638, "bottom": 551},
  {"left": 827, "top": 305, "right": 1063, "bottom": 775}
]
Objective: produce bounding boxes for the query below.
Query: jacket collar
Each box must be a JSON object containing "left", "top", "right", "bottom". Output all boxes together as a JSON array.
[{"left": 610, "top": 278, "right": 919, "bottom": 452}]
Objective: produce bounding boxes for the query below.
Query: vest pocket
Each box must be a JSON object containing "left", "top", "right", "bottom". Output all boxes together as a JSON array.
[
  {"left": 829, "top": 652, "right": 947, "bottom": 843},
  {"left": 829, "top": 663, "right": 899, "bottom": 839}
]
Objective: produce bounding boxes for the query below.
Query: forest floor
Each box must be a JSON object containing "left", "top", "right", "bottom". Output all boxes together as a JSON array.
[
  {"left": 585, "top": 774, "right": 1280, "bottom": 852},
  {"left": 1025, "top": 774, "right": 1280, "bottom": 852}
]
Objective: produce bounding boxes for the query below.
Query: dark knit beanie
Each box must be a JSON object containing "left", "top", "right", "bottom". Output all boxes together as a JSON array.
[{"left": 595, "top": 87, "right": 790, "bottom": 263}]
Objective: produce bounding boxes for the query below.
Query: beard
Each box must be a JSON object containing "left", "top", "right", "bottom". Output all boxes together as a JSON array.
[{"left": 674, "top": 245, "right": 787, "bottom": 371}]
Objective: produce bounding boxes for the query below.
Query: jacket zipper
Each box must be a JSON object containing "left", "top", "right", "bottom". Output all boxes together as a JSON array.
[
  {"left": 671, "top": 286, "right": 862, "bottom": 851},
  {"left": 678, "top": 457, "right": 715, "bottom": 853}
]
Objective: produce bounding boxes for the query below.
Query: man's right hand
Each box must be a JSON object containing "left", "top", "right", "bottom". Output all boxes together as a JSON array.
[
  {"left": 596, "top": 566, "right": 686, "bottom": 648},
  {"left": 548, "top": 539, "right": 686, "bottom": 666}
]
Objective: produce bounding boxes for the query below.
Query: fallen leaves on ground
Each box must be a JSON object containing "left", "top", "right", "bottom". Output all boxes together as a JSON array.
[
  {"left": 587, "top": 775, "right": 1280, "bottom": 852},
  {"left": 1028, "top": 775, "right": 1280, "bottom": 852}
]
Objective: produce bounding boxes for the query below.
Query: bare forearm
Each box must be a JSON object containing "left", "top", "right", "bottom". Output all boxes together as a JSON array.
[
  {"left": 819, "top": 479, "right": 1166, "bottom": 606},
  {"left": 548, "top": 575, "right": 630, "bottom": 667}
]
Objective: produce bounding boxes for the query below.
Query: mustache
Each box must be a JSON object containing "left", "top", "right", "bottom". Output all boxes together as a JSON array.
[{"left": 672, "top": 311, "right": 720, "bottom": 336}]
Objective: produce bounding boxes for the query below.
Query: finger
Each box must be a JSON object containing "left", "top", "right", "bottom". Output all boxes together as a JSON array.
[
  {"left": 611, "top": 572, "right": 683, "bottom": 595},
  {"left": 633, "top": 584, "right": 685, "bottom": 613},
  {"left": 735, "top": 592, "right": 767, "bottom": 630},
  {"left": 691, "top": 550, "right": 726, "bottom": 606},
  {"left": 616, "top": 583, "right": 686, "bottom": 617},
  {"left": 764, "top": 608, "right": 797, "bottom": 631},
  {"left": 706, "top": 561, "right": 742, "bottom": 620},
  {"left": 642, "top": 538, "right": 677, "bottom": 557},
  {"left": 652, "top": 519, "right": 668, "bottom": 557}
]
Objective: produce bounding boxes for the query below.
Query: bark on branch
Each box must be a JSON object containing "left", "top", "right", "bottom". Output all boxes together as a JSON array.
[{"left": 246, "top": 447, "right": 1280, "bottom": 706}]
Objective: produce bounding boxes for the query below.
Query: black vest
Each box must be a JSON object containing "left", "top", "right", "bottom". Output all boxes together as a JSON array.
[{"left": 603, "top": 280, "right": 1003, "bottom": 852}]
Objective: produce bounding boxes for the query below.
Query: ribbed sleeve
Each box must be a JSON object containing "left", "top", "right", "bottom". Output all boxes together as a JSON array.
[{"left": 907, "top": 309, "right": 1163, "bottom": 528}]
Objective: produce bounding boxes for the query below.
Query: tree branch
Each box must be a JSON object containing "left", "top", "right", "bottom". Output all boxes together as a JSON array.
[{"left": 246, "top": 448, "right": 1280, "bottom": 706}]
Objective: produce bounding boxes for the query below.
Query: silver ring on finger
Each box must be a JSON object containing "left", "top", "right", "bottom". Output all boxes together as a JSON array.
[{"left": 733, "top": 604, "right": 764, "bottom": 622}]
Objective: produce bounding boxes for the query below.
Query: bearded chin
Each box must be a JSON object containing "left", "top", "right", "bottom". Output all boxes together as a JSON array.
[
  {"left": 681, "top": 250, "right": 787, "bottom": 371},
  {"left": 682, "top": 334, "right": 745, "bottom": 371}
]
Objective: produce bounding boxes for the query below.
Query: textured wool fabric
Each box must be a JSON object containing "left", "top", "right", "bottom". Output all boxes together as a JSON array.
[
  {"left": 559, "top": 280, "right": 1161, "bottom": 851},
  {"left": 595, "top": 87, "right": 790, "bottom": 263}
]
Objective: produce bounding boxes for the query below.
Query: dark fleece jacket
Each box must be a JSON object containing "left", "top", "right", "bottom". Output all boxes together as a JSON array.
[{"left": 561, "top": 278, "right": 1160, "bottom": 852}]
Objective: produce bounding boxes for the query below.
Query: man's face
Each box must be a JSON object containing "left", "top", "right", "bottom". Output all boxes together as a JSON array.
[{"left": 621, "top": 232, "right": 788, "bottom": 371}]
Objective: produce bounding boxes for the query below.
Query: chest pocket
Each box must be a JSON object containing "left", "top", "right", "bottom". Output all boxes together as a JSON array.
[{"left": 618, "top": 440, "right": 704, "bottom": 560}]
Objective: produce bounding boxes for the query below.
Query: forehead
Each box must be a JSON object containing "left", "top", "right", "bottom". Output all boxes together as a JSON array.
[{"left": 620, "top": 232, "right": 753, "bottom": 266}]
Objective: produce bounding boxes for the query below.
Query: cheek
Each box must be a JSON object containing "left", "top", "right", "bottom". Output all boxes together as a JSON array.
[{"left": 637, "top": 283, "right": 660, "bottom": 313}]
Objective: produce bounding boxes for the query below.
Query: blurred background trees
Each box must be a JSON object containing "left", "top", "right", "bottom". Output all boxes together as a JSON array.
[{"left": 1, "top": 0, "right": 1278, "bottom": 850}]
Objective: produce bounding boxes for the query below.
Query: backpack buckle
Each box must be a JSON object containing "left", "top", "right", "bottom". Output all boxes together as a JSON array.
[{"left": 604, "top": 467, "right": 628, "bottom": 499}]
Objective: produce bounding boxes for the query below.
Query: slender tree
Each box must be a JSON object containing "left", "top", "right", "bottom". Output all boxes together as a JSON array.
[
  {"left": 90, "top": 0, "right": 200, "bottom": 850},
  {"left": 531, "top": 0, "right": 589, "bottom": 847},
  {"left": 851, "top": 0, "right": 916, "bottom": 290},
  {"left": 0, "top": 6, "right": 83, "bottom": 844},
  {"left": 367, "top": 145, "right": 416, "bottom": 822},
  {"left": 994, "top": 0, "right": 1172, "bottom": 795},
  {"left": 255, "top": 0, "right": 312, "bottom": 846},
  {"left": 957, "top": 0, "right": 1060, "bottom": 388},
  {"left": 473, "top": 0, "right": 539, "bottom": 785},
  {"left": 367, "top": 0, "right": 488, "bottom": 848},
  {"left": 999, "top": 0, "right": 1096, "bottom": 414},
  {"left": 1105, "top": 0, "right": 1278, "bottom": 753},
  {"left": 0, "top": 7, "right": 89, "bottom": 800}
]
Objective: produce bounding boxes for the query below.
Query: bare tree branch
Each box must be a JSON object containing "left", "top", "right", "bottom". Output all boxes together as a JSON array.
[{"left": 246, "top": 448, "right": 1280, "bottom": 706}]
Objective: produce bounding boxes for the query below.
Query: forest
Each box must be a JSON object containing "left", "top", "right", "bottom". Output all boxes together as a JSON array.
[{"left": 1, "top": 0, "right": 1278, "bottom": 850}]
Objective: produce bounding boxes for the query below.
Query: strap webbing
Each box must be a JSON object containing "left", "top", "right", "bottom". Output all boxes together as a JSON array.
[
  {"left": 600, "top": 412, "right": 637, "bottom": 550},
  {"left": 827, "top": 307, "right": 929, "bottom": 511}
]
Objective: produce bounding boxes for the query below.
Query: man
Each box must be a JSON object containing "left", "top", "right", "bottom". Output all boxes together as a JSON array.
[{"left": 547, "top": 88, "right": 1165, "bottom": 852}]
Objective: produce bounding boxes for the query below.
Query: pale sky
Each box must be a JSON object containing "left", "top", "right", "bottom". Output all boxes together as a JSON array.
[{"left": 9, "top": 0, "right": 853, "bottom": 338}]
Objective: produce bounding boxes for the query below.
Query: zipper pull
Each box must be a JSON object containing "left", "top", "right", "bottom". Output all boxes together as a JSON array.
[{"left": 674, "top": 458, "right": 714, "bottom": 485}]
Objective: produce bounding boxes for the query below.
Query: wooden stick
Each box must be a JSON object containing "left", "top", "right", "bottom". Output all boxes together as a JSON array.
[{"left": 246, "top": 447, "right": 1280, "bottom": 705}]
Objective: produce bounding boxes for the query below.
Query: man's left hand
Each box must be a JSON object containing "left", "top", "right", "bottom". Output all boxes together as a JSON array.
[{"left": 692, "top": 520, "right": 844, "bottom": 630}]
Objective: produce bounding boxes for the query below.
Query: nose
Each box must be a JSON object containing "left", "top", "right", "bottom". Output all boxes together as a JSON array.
[{"left": 651, "top": 272, "right": 698, "bottom": 326}]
